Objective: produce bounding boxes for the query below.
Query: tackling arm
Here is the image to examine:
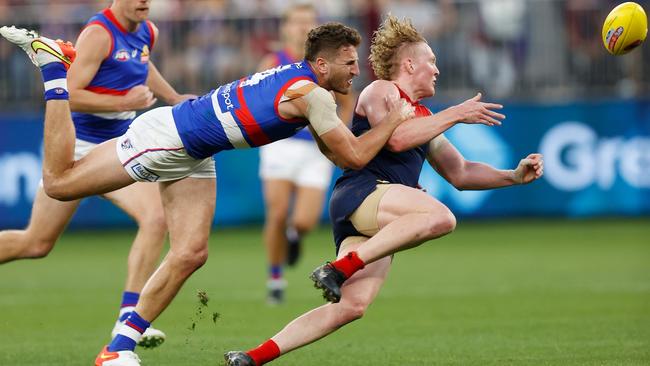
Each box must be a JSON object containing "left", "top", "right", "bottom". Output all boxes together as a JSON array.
[{"left": 303, "top": 87, "right": 414, "bottom": 170}]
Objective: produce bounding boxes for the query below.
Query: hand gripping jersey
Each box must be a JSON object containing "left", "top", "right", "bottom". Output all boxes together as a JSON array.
[
  {"left": 172, "top": 60, "right": 318, "bottom": 159},
  {"left": 339, "top": 85, "right": 432, "bottom": 187},
  {"left": 71, "top": 8, "right": 155, "bottom": 143}
]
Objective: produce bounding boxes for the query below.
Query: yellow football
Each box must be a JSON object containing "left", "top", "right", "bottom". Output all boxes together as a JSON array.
[{"left": 602, "top": 2, "right": 648, "bottom": 55}]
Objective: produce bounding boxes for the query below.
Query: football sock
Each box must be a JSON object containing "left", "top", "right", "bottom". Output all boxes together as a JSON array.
[
  {"left": 40, "top": 63, "right": 68, "bottom": 101},
  {"left": 247, "top": 339, "right": 280, "bottom": 366},
  {"left": 108, "top": 311, "right": 150, "bottom": 352},
  {"left": 118, "top": 291, "right": 140, "bottom": 322},
  {"left": 269, "top": 265, "right": 282, "bottom": 280},
  {"left": 331, "top": 251, "right": 365, "bottom": 279}
]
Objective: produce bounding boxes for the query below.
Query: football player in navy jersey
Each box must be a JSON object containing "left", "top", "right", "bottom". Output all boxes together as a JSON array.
[
  {"left": 0, "top": 0, "right": 194, "bottom": 351},
  {"left": 223, "top": 15, "right": 541, "bottom": 366},
  {"left": 1, "top": 22, "right": 419, "bottom": 366}
]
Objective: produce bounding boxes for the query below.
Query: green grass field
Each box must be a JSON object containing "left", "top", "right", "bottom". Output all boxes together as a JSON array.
[{"left": 1, "top": 219, "right": 649, "bottom": 365}]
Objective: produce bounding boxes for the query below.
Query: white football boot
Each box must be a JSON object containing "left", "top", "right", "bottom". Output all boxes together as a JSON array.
[
  {"left": 95, "top": 346, "right": 141, "bottom": 366},
  {"left": 0, "top": 25, "right": 75, "bottom": 68}
]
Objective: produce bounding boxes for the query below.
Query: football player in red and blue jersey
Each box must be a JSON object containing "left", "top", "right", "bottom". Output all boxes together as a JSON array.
[
  {"left": 0, "top": 0, "right": 194, "bottom": 352},
  {"left": 1, "top": 22, "right": 416, "bottom": 366}
]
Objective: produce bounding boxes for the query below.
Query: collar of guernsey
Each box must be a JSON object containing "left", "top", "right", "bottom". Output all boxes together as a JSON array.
[
  {"left": 71, "top": 7, "right": 154, "bottom": 144},
  {"left": 172, "top": 60, "right": 319, "bottom": 159},
  {"left": 393, "top": 82, "right": 431, "bottom": 117}
]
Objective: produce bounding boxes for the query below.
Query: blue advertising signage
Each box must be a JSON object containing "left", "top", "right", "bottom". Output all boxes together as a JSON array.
[{"left": 0, "top": 100, "right": 648, "bottom": 229}]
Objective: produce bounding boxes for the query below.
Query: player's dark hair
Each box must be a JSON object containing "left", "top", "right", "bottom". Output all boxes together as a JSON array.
[{"left": 304, "top": 22, "right": 361, "bottom": 61}]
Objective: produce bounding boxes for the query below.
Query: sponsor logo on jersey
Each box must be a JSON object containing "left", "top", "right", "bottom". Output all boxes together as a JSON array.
[
  {"left": 130, "top": 163, "right": 159, "bottom": 182},
  {"left": 140, "top": 45, "right": 150, "bottom": 63},
  {"left": 115, "top": 49, "right": 131, "bottom": 61}
]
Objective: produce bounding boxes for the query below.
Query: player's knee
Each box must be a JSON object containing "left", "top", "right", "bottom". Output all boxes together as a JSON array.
[
  {"left": 423, "top": 210, "right": 456, "bottom": 239},
  {"left": 338, "top": 299, "right": 369, "bottom": 323},
  {"left": 266, "top": 207, "right": 288, "bottom": 228},
  {"left": 171, "top": 244, "right": 209, "bottom": 272},
  {"left": 26, "top": 238, "right": 56, "bottom": 258},
  {"left": 292, "top": 218, "right": 316, "bottom": 234},
  {"left": 136, "top": 210, "right": 168, "bottom": 235},
  {"left": 42, "top": 178, "right": 75, "bottom": 201}
]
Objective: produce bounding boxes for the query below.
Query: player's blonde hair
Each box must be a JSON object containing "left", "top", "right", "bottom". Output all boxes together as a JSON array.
[{"left": 369, "top": 15, "right": 426, "bottom": 80}]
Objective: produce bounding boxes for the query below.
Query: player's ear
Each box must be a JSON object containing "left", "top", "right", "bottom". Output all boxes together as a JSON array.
[
  {"left": 401, "top": 58, "right": 414, "bottom": 74},
  {"left": 315, "top": 57, "right": 329, "bottom": 74}
]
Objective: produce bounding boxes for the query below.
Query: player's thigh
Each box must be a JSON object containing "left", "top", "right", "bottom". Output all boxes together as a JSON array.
[
  {"left": 159, "top": 177, "right": 216, "bottom": 249},
  {"left": 338, "top": 236, "right": 392, "bottom": 304},
  {"left": 292, "top": 185, "right": 327, "bottom": 228},
  {"left": 262, "top": 179, "right": 293, "bottom": 218},
  {"left": 102, "top": 182, "right": 164, "bottom": 224},
  {"left": 25, "top": 187, "right": 81, "bottom": 243},
  {"left": 60, "top": 139, "right": 135, "bottom": 198},
  {"left": 376, "top": 185, "right": 451, "bottom": 229}
]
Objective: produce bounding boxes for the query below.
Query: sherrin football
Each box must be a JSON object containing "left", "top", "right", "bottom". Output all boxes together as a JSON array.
[{"left": 602, "top": 2, "right": 648, "bottom": 55}]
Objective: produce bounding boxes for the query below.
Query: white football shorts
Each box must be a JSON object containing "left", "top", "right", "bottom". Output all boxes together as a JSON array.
[
  {"left": 259, "top": 137, "right": 333, "bottom": 190},
  {"left": 115, "top": 106, "right": 216, "bottom": 182}
]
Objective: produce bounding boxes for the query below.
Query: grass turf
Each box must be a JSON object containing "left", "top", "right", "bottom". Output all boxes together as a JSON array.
[{"left": 0, "top": 219, "right": 648, "bottom": 365}]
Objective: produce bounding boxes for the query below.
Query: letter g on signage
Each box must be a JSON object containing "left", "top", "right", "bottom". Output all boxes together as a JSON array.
[{"left": 540, "top": 121, "right": 596, "bottom": 191}]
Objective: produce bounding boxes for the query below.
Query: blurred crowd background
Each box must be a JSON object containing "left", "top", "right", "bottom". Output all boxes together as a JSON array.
[
  {"left": 1, "top": 0, "right": 649, "bottom": 228},
  {"left": 0, "top": 0, "right": 649, "bottom": 111}
]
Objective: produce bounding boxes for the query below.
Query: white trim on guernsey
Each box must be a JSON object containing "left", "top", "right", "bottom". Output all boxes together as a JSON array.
[{"left": 211, "top": 91, "right": 250, "bottom": 149}]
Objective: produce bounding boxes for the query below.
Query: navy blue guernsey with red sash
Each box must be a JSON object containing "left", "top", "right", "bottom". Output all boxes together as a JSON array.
[
  {"left": 71, "top": 8, "right": 155, "bottom": 143},
  {"left": 330, "top": 85, "right": 433, "bottom": 250}
]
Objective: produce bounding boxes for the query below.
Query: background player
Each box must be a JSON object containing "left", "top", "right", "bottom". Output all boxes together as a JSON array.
[
  {"left": 0, "top": 0, "right": 194, "bottom": 348},
  {"left": 0, "top": 22, "right": 417, "bottom": 366},
  {"left": 224, "top": 15, "right": 542, "bottom": 366},
  {"left": 257, "top": 3, "right": 355, "bottom": 305}
]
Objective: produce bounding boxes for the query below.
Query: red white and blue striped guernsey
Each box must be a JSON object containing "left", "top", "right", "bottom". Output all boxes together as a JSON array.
[
  {"left": 71, "top": 8, "right": 155, "bottom": 143},
  {"left": 172, "top": 60, "right": 318, "bottom": 159}
]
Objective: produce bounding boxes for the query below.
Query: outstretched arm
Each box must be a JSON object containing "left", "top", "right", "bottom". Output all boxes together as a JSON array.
[
  {"left": 359, "top": 80, "right": 505, "bottom": 152},
  {"left": 427, "top": 136, "right": 544, "bottom": 190}
]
